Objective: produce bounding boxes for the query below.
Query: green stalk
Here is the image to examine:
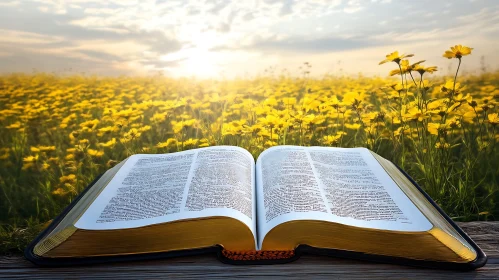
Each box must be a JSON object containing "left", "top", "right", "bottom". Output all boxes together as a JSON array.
[{"left": 451, "top": 58, "right": 462, "bottom": 101}]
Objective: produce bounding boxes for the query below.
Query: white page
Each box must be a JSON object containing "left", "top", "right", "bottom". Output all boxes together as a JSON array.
[
  {"left": 256, "top": 146, "right": 432, "bottom": 249},
  {"left": 76, "top": 146, "right": 256, "bottom": 245}
]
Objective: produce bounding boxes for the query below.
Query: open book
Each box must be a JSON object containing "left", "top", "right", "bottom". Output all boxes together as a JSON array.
[{"left": 26, "top": 146, "right": 486, "bottom": 270}]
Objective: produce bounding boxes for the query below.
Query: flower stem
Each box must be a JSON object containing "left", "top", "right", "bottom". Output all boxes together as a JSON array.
[
  {"left": 398, "top": 64, "right": 404, "bottom": 90},
  {"left": 409, "top": 71, "right": 420, "bottom": 109},
  {"left": 452, "top": 58, "right": 462, "bottom": 101}
]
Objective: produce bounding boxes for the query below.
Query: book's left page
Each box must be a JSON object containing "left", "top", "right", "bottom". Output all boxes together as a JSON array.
[{"left": 75, "top": 146, "right": 256, "bottom": 242}]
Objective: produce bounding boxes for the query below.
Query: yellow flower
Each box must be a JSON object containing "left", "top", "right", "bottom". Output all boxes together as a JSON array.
[
  {"left": 488, "top": 113, "right": 499, "bottom": 126},
  {"left": 379, "top": 51, "right": 414, "bottom": 65},
  {"left": 345, "top": 123, "right": 362, "bottom": 130},
  {"left": 79, "top": 119, "right": 100, "bottom": 130},
  {"left": 427, "top": 119, "right": 460, "bottom": 135},
  {"left": 198, "top": 138, "right": 210, "bottom": 147},
  {"left": 59, "top": 174, "right": 76, "bottom": 183},
  {"left": 281, "top": 97, "right": 297, "bottom": 106},
  {"left": 419, "top": 80, "right": 432, "bottom": 91},
  {"left": 454, "top": 93, "right": 471, "bottom": 103},
  {"left": 87, "top": 149, "right": 104, "bottom": 157},
  {"left": 48, "top": 157, "right": 58, "bottom": 163},
  {"left": 69, "top": 131, "right": 81, "bottom": 143},
  {"left": 39, "top": 146, "right": 56, "bottom": 152},
  {"left": 52, "top": 188, "right": 68, "bottom": 196},
  {"left": 443, "top": 45, "right": 473, "bottom": 59},
  {"left": 6, "top": 122, "right": 21, "bottom": 129},
  {"left": 427, "top": 123, "right": 440, "bottom": 136},
  {"left": 138, "top": 125, "right": 151, "bottom": 132},
  {"left": 41, "top": 162, "right": 51, "bottom": 170},
  {"left": 23, "top": 155, "right": 39, "bottom": 163},
  {"left": 152, "top": 112, "right": 168, "bottom": 123},
  {"left": 412, "top": 64, "right": 438, "bottom": 75},
  {"left": 342, "top": 91, "right": 366, "bottom": 106},
  {"left": 182, "top": 138, "right": 198, "bottom": 148},
  {"left": 172, "top": 119, "right": 197, "bottom": 134},
  {"left": 322, "top": 132, "right": 346, "bottom": 145},
  {"left": 97, "top": 126, "right": 118, "bottom": 136},
  {"left": 30, "top": 146, "right": 41, "bottom": 153},
  {"left": 440, "top": 80, "right": 465, "bottom": 94},
  {"left": 122, "top": 128, "right": 142, "bottom": 140},
  {"left": 390, "top": 60, "right": 425, "bottom": 76},
  {"left": 403, "top": 106, "right": 428, "bottom": 122},
  {"left": 156, "top": 138, "right": 178, "bottom": 148},
  {"left": 99, "top": 138, "right": 117, "bottom": 148}
]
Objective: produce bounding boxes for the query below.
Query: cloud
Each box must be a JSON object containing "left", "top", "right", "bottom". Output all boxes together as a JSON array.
[
  {"left": 0, "top": 0, "right": 497, "bottom": 77},
  {"left": 0, "top": 29, "right": 64, "bottom": 45},
  {"left": 77, "top": 50, "right": 126, "bottom": 62},
  {"left": 207, "top": 0, "right": 231, "bottom": 14},
  {"left": 0, "top": 0, "right": 20, "bottom": 7},
  {"left": 141, "top": 58, "right": 187, "bottom": 69},
  {"left": 233, "top": 34, "right": 376, "bottom": 54},
  {"left": 0, "top": 3, "right": 183, "bottom": 72},
  {"left": 0, "top": 47, "right": 130, "bottom": 75},
  {"left": 344, "top": 0, "right": 364, "bottom": 13},
  {"left": 279, "top": 0, "right": 295, "bottom": 16}
]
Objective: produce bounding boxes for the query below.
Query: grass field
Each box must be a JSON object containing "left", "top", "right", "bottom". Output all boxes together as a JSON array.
[{"left": 1, "top": 48, "right": 498, "bottom": 253}]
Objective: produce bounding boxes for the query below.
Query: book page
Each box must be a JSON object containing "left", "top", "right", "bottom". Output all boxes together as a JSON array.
[
  {"left": 255, "top": 146, "right": 432, "bottom": 248},
  {"left": 75, "top": 146, "right": 256, "bottom": 241}
]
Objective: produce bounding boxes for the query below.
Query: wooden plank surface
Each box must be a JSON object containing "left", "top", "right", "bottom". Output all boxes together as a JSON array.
[{"left": 1, "top": 222, "right": 498, "bottom": 279}]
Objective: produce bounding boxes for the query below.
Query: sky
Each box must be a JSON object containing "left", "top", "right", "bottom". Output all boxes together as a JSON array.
[{"left": 0, "top": 0, "right": 498, "bottom": 78}]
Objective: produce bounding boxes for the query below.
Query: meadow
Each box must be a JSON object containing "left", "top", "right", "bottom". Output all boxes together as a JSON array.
[{"left": 0, "top": 46, "right": 498, "bottom": 253}]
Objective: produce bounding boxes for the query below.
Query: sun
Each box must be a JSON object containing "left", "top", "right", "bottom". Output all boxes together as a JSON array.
[
  {"left": 158, "top": 47, "right": 221, "bottom": 78},
  {"left": 183, "top": 48, "right": 220, "bottom": 78},
  {"left": 158, "top": 29, "right": 226, "bottom": 78}
]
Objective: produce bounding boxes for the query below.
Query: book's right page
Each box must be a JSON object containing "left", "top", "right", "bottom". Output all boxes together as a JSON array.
[{"left": 255, "top": 146, "right": 433, "bottom": 249}]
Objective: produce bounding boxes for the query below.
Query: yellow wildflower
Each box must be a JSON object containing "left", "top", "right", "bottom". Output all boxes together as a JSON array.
[
  {"left": 182, "top": 138, "right": 198, "bottom": 148},
  {"left": 323, "top": 132, "right": 346, "bottom": 145},
  {"left": 198, "top": 138, "right": 210, "bottom": 148},
  {"left": 345, "top": 123, "right": 362, "bottom": 130},
  {"left": 23, "top": 155, "right": 39, "bottom": 162},
  {"left": 138, "top": 125, "right": 151, "bottom": 132},
  {"left": 379, "top": 51, "right": 414, "bottom": 65},
  {"left": 403, "top": 107, "right": 428, "bottom": 122},
  {"left": 97, "top": 126, "right": 118, "bottom": 136},
  {"left": 79, "top": 119, "right": 100, "bottom": 130},
  {"left": 59, "top": 174, "right": 76, "bottom": 183},
  {"left": 52, "top": 188, "right": 68, "bottom": 196},
  {"left": 87, "top": 149, "right": 104, "bottom": 157},
  {"left": 6, "top": 122, "right": 21, "bottom": 129},
  {"left": 41, "top": 162, "right": 50, "bottom": 170},
  {"left": 488, "top": 113, "right": 499, "bottom": 126},
  {"left": 99, "top": 138, "right": 117, "bottom": 148},
  {"left": 389, "top": 60, "right": 425, "bottom": 76},
  {"left": 156, "top": 138, "right": 178, "bottom": 148},
  {"left": 412, "top": 64, "right": 438, "bottom": 75},
  {"left": 39, "top": 146, "right": 56, "bottom": 152},
  {"left": 443, "top": 45, "right": 473, "bottom": 59}
]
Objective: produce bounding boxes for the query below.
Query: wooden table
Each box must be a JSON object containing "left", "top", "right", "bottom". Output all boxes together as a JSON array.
[{"left": 1, "top": 222, "right": 498, "bottom": 279}]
